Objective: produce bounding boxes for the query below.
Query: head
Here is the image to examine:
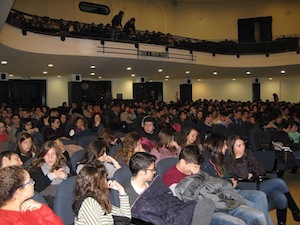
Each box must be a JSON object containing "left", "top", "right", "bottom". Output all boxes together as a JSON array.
[
  {"left": 0, "top": 166, "right": 35, "bottom": 208},
  {"left": 177, "top": 145, "right": 203, "bottom": 175},
  {"left": 11, "top": 113, "right": 21, "bottom": 126},
  {"left": 142, "top": 116, "right": 155, "bottom": 134},
  {"left": 92, "top": 112, "right": 102, "bottom": 124},
  {"left": 73, "top": 162, "right": 111, "bottom": 216},
  {"left": 0, "top": 151, "right": 23, "bottom": 168},
  {"left": 227, "top": 135, "right": 246, "bottom": 159},
  {"left": 114, "top": 132, "right": 144, "bottom": 165},
  {"left": 22, "top": 118, "right": 32, "bottom": 131},
  {"left": 278, "top": 119, "right": 290, "bottom": 132},
  {"left": 59, "top": 113, "right": 67, "bottom": 124},
  {"left": 14, "top": 132, "right": 36, "bottom": 156},
  {"left": 49, "top": 116, "right": 60, "bottom": 130},
  {"left": 156, "top": 128, "right": 175, "bottom": 148},
  {"left": 98, "top": 129, "right": 117, "bottom": 146},
  {"left": 129, "top": 152, "right": 156, "bottom": 181},
  {"left": 0, "top": 120, "right": 7, "bottom": 133},
  {"left": 289, "top": 121, "right": 299, "bottom": 133},
  {"left": 81, "top": 140, "right": 107, "bottom": 164},
  {"left": 180, "top": 127, "right": 199, "bottom": 146},
  {"left": 74, "top": 117, "right": 84, "bottom": 129}
]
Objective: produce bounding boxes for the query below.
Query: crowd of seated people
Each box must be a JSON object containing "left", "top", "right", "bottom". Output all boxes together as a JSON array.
[{"left": 0, "top": 98, "right": 300, "bottom": 224}]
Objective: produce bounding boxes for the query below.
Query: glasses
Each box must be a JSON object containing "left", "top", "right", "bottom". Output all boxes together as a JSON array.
[
  {"left": 19, "top": 178, "right": 35, "bottom": 188},
  {"left": 146, "top": 167, "right": 156, "bottom": 172}
]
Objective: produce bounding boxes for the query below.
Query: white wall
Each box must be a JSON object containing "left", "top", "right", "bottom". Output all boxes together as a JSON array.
[{"left": 47, "top": 76, "right": 69, "bottom": 107}]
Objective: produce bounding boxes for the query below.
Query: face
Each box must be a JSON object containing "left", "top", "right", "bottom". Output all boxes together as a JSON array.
[
  {"left": 186, "top": 129, "right": 198, "bottom": 145},
  {"left": 144, "top": 122, "right": 154, "bottom": 134},
  {"left": 233, "top": 139, "right": 245, "bottom": 157},
  {"left": 94, "top": 114, "right": 101, "bottom": 123},
  {"left": 98, "top": 151, "right": 107, "bottom": 162},
  {"left": 60, "top": 114, "right": 67, "bottom": 123},
  {"left": 12, "top": 116, "right": 21, "bottom": 125},
  {"left": 2, "top": 154, "right": 23, "bottom": 168},
  {"left": 144, "top": 162, "right": 156, "bottom": 181},
  {"left": 54, "top": 139, "right": 65, "bottom": 151},
  {"left": 21, "top": 137, "right": 33, "bottom": 153},
  {"left": 134, "top": 139, "right": 145, "bottom": 153},
  {"left": 43, "top": 147, "right": 57, "bottom": 167},
  {"left": 0, "top": 122, "right": 6, "bottom": 133},
  {"left": 221, "top": 140, "right": 227, "bottom": 155},
  {"left": 76, "top": 119, "right": 84, "bottom": 128},
  {"left": 24, "top": 122, "right": 32, "bottom": 131},
  {"left": 19, "top": 171, "right": 35, "bottom": 200},
  {"left": 185, "top": 162, "right": 200, "bottom": 175},
  {"left": 290, "top": 125, "right": 298, "bottom": 133}
]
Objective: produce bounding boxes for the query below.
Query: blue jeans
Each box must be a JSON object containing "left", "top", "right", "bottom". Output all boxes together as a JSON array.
[
  {"left": 237, "top": 189, "right": 273, "bottom": 225},
  {"left": 259, "top": 178, "right": 288, "bottom": 209},
  {"left": 211, "top": 205, "right": 266, "bottom": 225}
]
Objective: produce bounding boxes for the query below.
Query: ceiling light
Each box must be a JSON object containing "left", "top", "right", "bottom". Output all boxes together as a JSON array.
[
  {"left": 43, "top": 71, "right": 48, "bottom": 74},
  {"left": 158, "top": 69, "right": 163, "bottom": 72},
  {"left": 246, "top": 71, "right": 251, "bottom": 75},
  {"left": 232, "top": 78, "right": 236, "bottom": 81},
  {"left": 1, "top": 61, "right": 8, "bottom": 65},
  {"left": 186, "top": 70, "right": 190, "bottom": 74},
  {"left": 165, "top": 78, "right": 168, "bottom": 81},
  {"left": 57, "top": 75, "right": 61, "bottom": 78},
  {"left": 91, "top": 72, "right": 95, "bottom": 76},
  {"left": 127, "top": 67, "right": 131, "bottom": 71},
  {"left": 131, "top": 74, "right": 135, "bottom": 77},
  {"left": 98, "top": 76, "right": 102, "bottom": 79},
  {"left": 91, "top": 65, "right": 95, "bottom": 69},
  {"left": 9, "top": 74, "right": 14, "bottom": 77},
  {"left": 48, "top": 64, "right": 53, "bottom": 67},
  {"left": 165, "top": 75, "right": 169, "bottom": 78},
  {"left": 213, "top": 71, "right": 217, "bottom": 75},
  {"left": 281, "top": 70, "right": 286, "bottom": 74},
  {"left": 269, "top": 78, "right": 272, "bottom": 80},
  {"left": 198, "top": 79, "right": 202, "bottom": 82}
]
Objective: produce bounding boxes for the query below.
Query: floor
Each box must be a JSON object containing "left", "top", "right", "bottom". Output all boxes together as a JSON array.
[{"left": 269, "top": 170, "right": 300, "bottom": 225}]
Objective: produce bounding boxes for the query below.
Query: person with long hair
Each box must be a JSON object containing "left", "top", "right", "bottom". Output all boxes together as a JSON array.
[
  {"left": 201, "top": 133, "right": 273, "bottom": 225},
  {"left": 28, "top": 141, "right": 70, "bottom": 199},
  {"left": 76, "top": 140, "right": 121, "bottom": 178},
  {"left": 178, "top": 127, "right": 202, "bottom": 150},
  {"left": 0, "top": 166, "right": 63, "bottom": 225},
  {"left": 14, "top": 132, "right": 37, "bottom": 163},
  {"left": 227, "top": 135, "right": 300, "bottom": 225},
  {"left": 114, "top": 132, "right": 145, "bottom": 167},
  {"left": 73, "top": 162, "right": 131, "bottom": 225},
  {"left": 88, "top": 112, "right": 105, "bottom": 134},
  {"left": 150, "top": 128, "right": 181, "bottom": 164}
]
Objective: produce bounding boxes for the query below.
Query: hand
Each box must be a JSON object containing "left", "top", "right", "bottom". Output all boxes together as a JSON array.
[
  {"left": 230, "top": 178, "right": 238, "bottom": 188},
  {"left": 53, "top": 169, "right": 67, "bottom": 179},
  {"left": 169, "top": 140, "right": 179, "bottom": 149},
  {"left": 107, "top": 180, "right": 126, "bottom": 195},
  {"left": 20, "top": 199, "right": 42, "bottom": 212},
  {"left": 248, "top": 173, "right": 253, "bottom": 180},
  {"left": 105, "top": 156, "right": 121, "bottom": 169}
]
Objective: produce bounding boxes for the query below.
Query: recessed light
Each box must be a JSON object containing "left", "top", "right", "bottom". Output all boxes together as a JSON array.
[
  {"left": 165, "top": 78, "right": 168, "bottom": 81},
  {"left": 186, "top": 70, "right": 190, "bottom": 74},
  {"left": 165, "top": 75, "right": 169, "bottom": 78},
  {"left": 48, "top": 64, "right": 53, "bottom": 67},
  {"left": 198, "top": 79, "right": 201, "bottom": 82},
  {"left": 246, "top": 71, "right": 251, "bottom": 75},
  {"left": 127, "top": 67, "right": 132, "bottom": 71},
  {"left": 281, "top": 70, "right": 286, "bottom": 74},
  {"left": 91, "top": 65, "right": 96, "bottom": 69},
  {"left": 57, "top": 75, "right": 61, "bottom": 78},
  {"left": 1, "top": 61, "right": 8, "bottom": 65},
  {"left": 131, "top": 74, "right": 135, "bottom": 77},
  {"left": 9, "top": 74, "right": 14, "bottom": 77},
  {"left": 269, "top": 78, "right": 272, "bottom": 80},
  {"left": 232, "top": 78, "right": 236, "bottom": 81},
  {"left": 213, "top": 71, "right": 217, "bottom": 75},
  {"left": 98, "top": 76, "right": 102, "bottom": 79},
  {"left": 43, "top": 71, "right": 48, "bottom": 74},
  {"left": 158, "top": 69, "right": 163, "bottom": 72},
  {"left": 91, "top": 72, "right": 95, "bottom": 76}
]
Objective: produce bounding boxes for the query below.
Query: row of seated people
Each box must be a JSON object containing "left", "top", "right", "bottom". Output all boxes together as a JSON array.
[{"left": 1, "top": 125, "right": 300, "bottom": 224}]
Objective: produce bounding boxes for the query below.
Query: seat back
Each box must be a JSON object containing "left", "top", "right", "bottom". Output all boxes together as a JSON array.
[
  {"left": 156, "top": 157, "right": 178, "bottom": 177},
  {"left": 32, "top": 191, "right": 48, "bottom": 206},
  {"left": 108, "top": 143, "right": 122, "bottom": 157},
  {"left": 77, "top": 134, "right": 97, "bottom": 149},
  {"left": 212, "top": 124, "right": 230, "bottom": 138},
  {"left": 70, "top": 149, "right": 86, "bottom": 172},
  {"left": 53, "top": 176, "right": 77, "bottom": 225}
]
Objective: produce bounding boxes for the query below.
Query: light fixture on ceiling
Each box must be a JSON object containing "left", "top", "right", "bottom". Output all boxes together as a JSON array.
[
  {"left": 127, "top": 67, "right": 131, "bottom": 71},
  {"left": 91, "top": 72, "right": 95, "bottom": 76},
  {"left": 1, "top": 60, "right": 8, "bottom": 65},
  {"left": 165, "top": 75, "right": 169, "bottom": 78},
  {"left": 165, "top": 78, "right": 168, "bottom": 81},
  {"left": 98, "top": 76, "right": 102, "bottom": 79},
  {"left": 186, "top": 70, "right": 190, "bottom": 74},
  {"left": 91, "top": 65, "right": 96, "bottom": 69},
  {"left": 48, "top": 63, "right": 53, "bottom": 67},
  {"left": 246, "top": 71, "right": 251, "bottom": 75},
  {"left": 232, "top": 78, "right": 236, "bottom": 81},
  {"left": 198, "top": 78, "right": 202, "bottom": 82},
  {"left": 9, "top": 74, "right": 14, "bottom": 77},
  {"left": 269, "top": 78, "right": 272, "bottom": 80},
  {"left": 281, "top": 70, "right": 286, "bottom": 74},
  {"left": 131, "top": 74, "right": 135, "bottom": 77},
  {"left": 43, "top": 71, "right": 48, "bottom": 74},
  {"left": 213, "top": 71, "right": 217, "bottom": 75},
  {"left": 57, "top": 75, "right": 61, "bottom": 78},
  {"left": 158, "top": 69, "right": 163, "bottom": 72}
]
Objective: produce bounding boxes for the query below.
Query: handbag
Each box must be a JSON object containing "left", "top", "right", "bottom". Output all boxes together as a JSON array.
[{"left": 272, "top": 141, "right": 296, "bottom": 163}]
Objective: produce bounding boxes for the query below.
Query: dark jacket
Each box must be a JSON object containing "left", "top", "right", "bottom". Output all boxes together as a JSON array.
[
  {"left": 125, "top": 176, "right": 196, "bottom": 225},
  {"left": 175, "top": 172, "right": 246, "bottom": 212}
]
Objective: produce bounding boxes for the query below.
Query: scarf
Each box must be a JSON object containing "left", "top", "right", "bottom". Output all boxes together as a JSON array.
[
  {"left": 41, "top": 162, "right": 70, "bottom": 185},
  {"left": 0, "top": 131, "right": 8, "bottom": 142}
]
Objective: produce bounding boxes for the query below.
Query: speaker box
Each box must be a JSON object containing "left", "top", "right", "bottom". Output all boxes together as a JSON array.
[
  {"left": 70, "top": 74, "right": 82, "bottom": 82},
  {"left": 0, "top": 72, "right": 8, "bottom": 81},
  {"left": 252, "top": 77, "right": 260, "bottom": 84},
  {"left": 183, "top": 78, "right": 191, "bottom": 84}
]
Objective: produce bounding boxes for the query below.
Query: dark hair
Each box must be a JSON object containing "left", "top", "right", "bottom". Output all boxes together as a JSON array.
[
  {"left": 48, "top": 116, "right": 59, "bottom": 125},
  {"left": 0, "top": 166, "right": 27, "bottom": 207},
  {"left": 179, "top": 144, "right": 203, "bottom": 165},
  {"left": 73, "top": 162, "right": 111, "bottom": 216},
  {"left": 79, "top": 140, "right": 107, "bottom": 165},
  {"left": 98, "top": 129, "right": 116, "bottom": 147},
  {"left": 278, "top": 119, "right": 289, "bottom": 130},
  {"left": 0, "top": 151, "right": 19, "bottom": 168},
  {"left": 14, "top": 132, "right": 37, "bottom": 157},
  {"left": 143, "top": 116, "right": 155, "bottom": 126},
  {"left": 129, "top": 152, "right": 156, "bottom": 176},
  {"left": 179, "top": 127, "right": 199, "bottom": 147},
  {"left": 156, "top": 128, "right": 177, "bottom": 155},
  {"left": 226, "top": 135, "right": 246, "bottom": 165},
  {"left": 114, "top": 132, "right": 140, "bottom": 165}
]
